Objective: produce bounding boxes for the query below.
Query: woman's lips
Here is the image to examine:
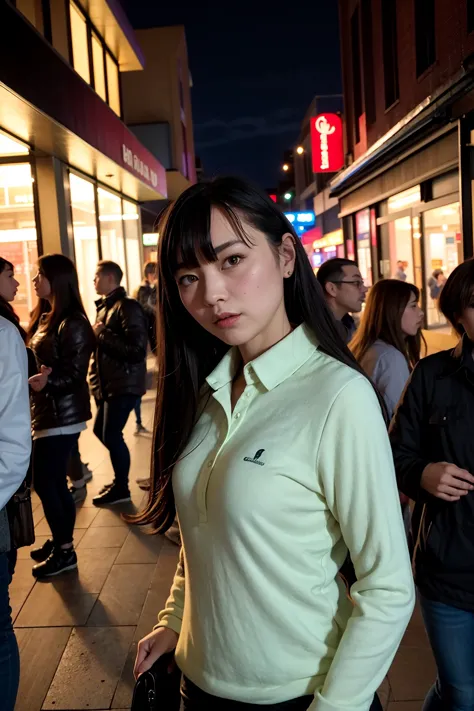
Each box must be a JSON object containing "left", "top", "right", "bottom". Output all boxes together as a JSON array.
[{"left": 215, "top": 314, "right": 241, "bottom": 329}]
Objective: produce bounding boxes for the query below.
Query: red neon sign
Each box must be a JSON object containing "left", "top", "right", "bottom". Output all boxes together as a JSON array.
[{"left": 310, "top": 113, "right": 344, "bottom": 174}]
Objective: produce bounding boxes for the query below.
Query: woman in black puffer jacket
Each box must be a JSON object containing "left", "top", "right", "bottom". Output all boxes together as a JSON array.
[{"left": 27, "top": 254, "right": 95, "bottom": 579}]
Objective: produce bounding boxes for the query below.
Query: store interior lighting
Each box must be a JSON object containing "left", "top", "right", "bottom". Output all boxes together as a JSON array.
[{"left": 0, "top": 131, "right": 29, "bottom": 157}]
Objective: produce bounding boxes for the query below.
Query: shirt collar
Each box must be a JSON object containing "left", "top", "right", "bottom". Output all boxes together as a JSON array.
[{"left": 206, "top": 323, "right": 319, "bottom": 393}]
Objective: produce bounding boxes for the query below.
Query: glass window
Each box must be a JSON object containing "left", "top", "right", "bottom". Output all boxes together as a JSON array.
[
  {"left": 98, "top": 188, "right": 127, "bottom": 290},
  {"left": 0, "top": 163, "right": 38, "bottom": 325},
  {"left": 380, "top": 216, "right": 415, "bottom": 283},
  {"left": 106, "top": 54, "right": 121, "bottom": 116},
  {"left": 69, "top": 174, "right": 99, "bottom": 322},
  {"left": 355, "top": 208, "right": 373, "bottom": 286},
  {"left": 92, "top": 33, "right": 106, "bottom": 102},
  {"left": 70, "top": 1, "right": 90, "bottom": 84},
  {"left": 123, "top": 200, "right": 142, "bottom": 297},
  {"left": 0, "top": 131, "right": 29, "bottom": 157},
  {"left": 423, "top": 202, "right": 462, "bottom": 327}
]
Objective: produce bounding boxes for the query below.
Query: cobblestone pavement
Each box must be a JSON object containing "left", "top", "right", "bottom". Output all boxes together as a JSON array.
[{"left": 12, "top": 390, "right": 436, "bottom": 710}]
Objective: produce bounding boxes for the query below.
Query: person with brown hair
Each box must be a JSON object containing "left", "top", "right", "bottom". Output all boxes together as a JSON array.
[
  {"left": 391, "top": 258, "right": 474, "bottom": 711},
  {"left": 350, "top": 279, "right": 424, "bottom": 419},
  {"left": 27, "top": 254, "right": 95, "bottom": 578}
]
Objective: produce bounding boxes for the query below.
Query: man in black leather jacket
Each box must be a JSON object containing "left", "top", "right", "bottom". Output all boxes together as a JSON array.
[{"left": 89, "top": 261, "right": 148, "bottom": 506}]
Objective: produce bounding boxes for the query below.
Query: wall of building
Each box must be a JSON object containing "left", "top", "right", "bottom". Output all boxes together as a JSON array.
[
  {"left": 339, "top": 0, "right": 474, "bottom": 158},
  {"left": 121, "top": 26, "right": 196, "bottom": 183}
]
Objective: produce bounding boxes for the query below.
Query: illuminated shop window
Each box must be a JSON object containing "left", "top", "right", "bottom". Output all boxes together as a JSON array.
[
  {"left": 0, "top": 163, "right": 38, "bottom": 325},
  {"left": 70, "top": 173, "right": 99, "bottom": 321},
  {"left": 123, "top": 200, "right": 142, "bottom": 296},
  {"left": 70, "top": 1, "right": 90, "bottom": 84},
  {"left": 92, "top": 32, "right": 107, "bottom": 102},
  {"left": 0, "top": 131, "right": 29, "bottom": 157},
  {"left": 98, "top": 188, "right": 127, "bottom": 290},
  {"left": 105, "top": 53, "right": 121, "bottom": 116}
]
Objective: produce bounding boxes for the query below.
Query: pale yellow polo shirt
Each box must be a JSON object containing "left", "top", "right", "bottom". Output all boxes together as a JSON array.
[{"left": 158, "top": 324, "right": 414, "bottom": 710}]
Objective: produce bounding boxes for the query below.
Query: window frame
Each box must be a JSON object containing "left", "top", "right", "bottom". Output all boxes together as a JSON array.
[
  {"left": 66, "top": 0, "right": 122, "bottom": 117},
  {"left": 468, "top": 2, "right": 474, "bottom": 34}
]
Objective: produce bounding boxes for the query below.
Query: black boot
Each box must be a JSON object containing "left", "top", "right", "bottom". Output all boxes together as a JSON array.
[
  {"left": 30, "top": 538, "right": 54, "bottom": 562},
  {"left": 32, "top": 547, "right": 77, "bottom": 578}
]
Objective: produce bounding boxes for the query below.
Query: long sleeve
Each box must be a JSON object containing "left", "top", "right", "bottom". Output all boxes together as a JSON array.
[
  {"left": 156, "top": 547, "right": 185, "bottom": 636},
  {"left": 0, "top": 319, "right": 31, "bottom": 510},
  {"left": 371, "top": 350, "right": 410, "bottom": 420},
  {"left": 46, "top": 317, "right": 94, "bottom": 394},
  {"left": 98, "top": 300, "right": 147, "bottom": 364},
  {"left": 314, "top": 377, "right": 415, "bottom": 711},
  {"left": 389, "top": 362, "right": 431, "bottom": 502}
]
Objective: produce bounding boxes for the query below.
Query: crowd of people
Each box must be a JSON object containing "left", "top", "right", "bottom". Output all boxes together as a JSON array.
[{"left": 1, "top": 176, "right": 473, "bottom": 710}]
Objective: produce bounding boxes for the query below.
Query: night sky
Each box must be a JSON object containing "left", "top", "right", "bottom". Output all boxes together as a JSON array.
[{"left": 121, "top": 0, "right": 342, "bottom": 189}]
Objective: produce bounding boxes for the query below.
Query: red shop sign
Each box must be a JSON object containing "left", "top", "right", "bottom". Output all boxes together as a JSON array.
[{"left": 311, "top": 113, "right": 344, "bottom": 174}]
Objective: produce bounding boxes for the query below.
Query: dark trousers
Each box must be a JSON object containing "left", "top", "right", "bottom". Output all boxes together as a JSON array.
[
  {"left": 93, "top": 395, "right": 137, "bottom": 490},
  {"left": 33, "top": 434, "right": 79, "bottom": 546},
  {"left": 68, "top": 441, "right": 83, "bottom": 483},
  {"left": 180, "top": 677, "right": 313, "bottom": 710},
  {"left": 420, "top": 594, "right": 474, "bottom": 711},
  {"left": 0, "top": 552, "right": 19, "bottom": 711},
  {"left": 134, "top": 398, "right": 142, "bottom": 426}
]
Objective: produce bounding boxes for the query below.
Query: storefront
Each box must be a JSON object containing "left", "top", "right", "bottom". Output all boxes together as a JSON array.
[
  {"left": 0, "top": 2, "right": 167, "bottom": 323},
  {"left": 311, "top": 229, "right": 344, "bottom": 272},
  {"left": 331, "top": 123, "right": 469, "bottom": 330}
]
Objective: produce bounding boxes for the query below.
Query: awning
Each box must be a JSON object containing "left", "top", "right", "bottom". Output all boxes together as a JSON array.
[{"left": 300, "top": 227, "right": 322, "bottom": 245}]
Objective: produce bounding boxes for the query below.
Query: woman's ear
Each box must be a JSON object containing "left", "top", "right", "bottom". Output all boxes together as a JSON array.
[{"left": 280, "top": 233, "right": 297, "bottom": 278}]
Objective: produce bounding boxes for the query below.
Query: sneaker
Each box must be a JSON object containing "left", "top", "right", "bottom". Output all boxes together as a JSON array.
[
  {"left": 98, "top": 482, "right": 114, "bottom": 495},
  {"left": 69, "top": 484, "right": 87, "bottom": 503},
  {"left": 165, "top": 523, "right": 181, "bottom": 547},
  {"left": 32, "top": 547, "right": 77, "bottom": 578},
  {"left": 82, "top": 463, "right": 93, "bottom": 482},
  {"left": 136, "top": 477, "right": 151, "bottom": 491},
  {"left": 92, "top": 485, "right": 131, "bottom": 507},
  {"left": 134, "top": 424, "right": 149, "bottom": 436},
  {"left": 30, "top": 538, "right": 54, "bottom": 563}
]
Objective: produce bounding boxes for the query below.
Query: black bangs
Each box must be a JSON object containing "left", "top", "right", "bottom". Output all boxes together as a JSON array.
[{"left": 162, "top": 187, "right": 257, "bottom": 275}]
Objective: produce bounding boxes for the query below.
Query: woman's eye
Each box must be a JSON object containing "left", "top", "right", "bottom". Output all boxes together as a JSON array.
[
  {"left": 178, "top": 274, "right": 198, "bottom": 287},
  {"left": 223, "top": 255, "right": 243, "bottom": 269}
]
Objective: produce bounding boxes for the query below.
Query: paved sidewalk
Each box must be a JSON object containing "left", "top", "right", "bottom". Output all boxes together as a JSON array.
[{"left": 12, "top": 392, "right": 436, "bottom": 710}]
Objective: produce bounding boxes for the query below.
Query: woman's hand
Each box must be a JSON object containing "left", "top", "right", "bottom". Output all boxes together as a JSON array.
[
  {"left": 28, "top": 365, "right": 52, "bottom": 392},
  {"left": 421, "top": 462, "right": 474, "bottom": 501},
  {"left": 134, "top": 627, "right": 178, "bottom": 680}
]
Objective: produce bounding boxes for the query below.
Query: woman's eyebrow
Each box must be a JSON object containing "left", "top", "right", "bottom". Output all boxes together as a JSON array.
[{"left": 175, "top": 240, "right": 242, "bottom": 271}]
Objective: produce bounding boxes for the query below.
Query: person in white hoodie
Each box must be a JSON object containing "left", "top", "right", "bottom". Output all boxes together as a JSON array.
[
  {"left": 0, "top": 315, "right": 31, "bottom": 710},
  {"left": 129, "top": 178, "right": 415, "bottom": 711},
  {"left": 350, "top": 279, "right": 425, "bottom": 420}
]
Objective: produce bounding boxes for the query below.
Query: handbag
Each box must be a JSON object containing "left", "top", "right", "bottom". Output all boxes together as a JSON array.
[
  {"left": 131, "top": 652, "right": 181, "bottom": 711},
  {"left": 7, "top": 480, "right": 35, "bottom": 549}
]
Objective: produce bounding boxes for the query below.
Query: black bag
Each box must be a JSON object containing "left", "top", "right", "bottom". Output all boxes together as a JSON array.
[
  {"left": 7, "top": 480, "right": 35, "bottom": 549},
  {"left": 131, "top": 652, "right": 181, "bottom": 711}
]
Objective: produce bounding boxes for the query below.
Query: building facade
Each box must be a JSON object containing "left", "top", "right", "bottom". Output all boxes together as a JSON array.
[
  {"left": 294, "top": 96, "right": 345, "bottom": 270},
  {"left": 333, "top": 0, "right": 474, "bottom": 328},
  {"left": 0, "top": 0, "right": 171, "bottom": 322}
]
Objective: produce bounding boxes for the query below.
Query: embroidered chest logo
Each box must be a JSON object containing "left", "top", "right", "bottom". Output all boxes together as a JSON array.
[{"left": 243, "top": 449, "right": 265, "bottom": 466}]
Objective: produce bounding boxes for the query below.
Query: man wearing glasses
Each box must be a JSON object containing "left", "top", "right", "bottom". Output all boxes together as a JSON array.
[{"left": 317, "top": 258, "right": 368, "bottom": 342}]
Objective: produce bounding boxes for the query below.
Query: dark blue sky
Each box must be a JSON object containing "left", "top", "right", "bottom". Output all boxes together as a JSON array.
[{"left": 121, "top": 0, "right": 342, "bottom": 188}]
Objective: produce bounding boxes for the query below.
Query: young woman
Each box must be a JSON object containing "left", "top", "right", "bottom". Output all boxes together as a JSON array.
[
  {"left": 350, "top": 279, "right": 424, "bottom": 419},
  {"left": 391, "top": 258, "right": 474, "bottom": 711},
  {"left": 131, "top": 178, "right": 415, "bottom": 710},
  {"left": 27, "top": 254, "right": 95, "bottom": 579}
]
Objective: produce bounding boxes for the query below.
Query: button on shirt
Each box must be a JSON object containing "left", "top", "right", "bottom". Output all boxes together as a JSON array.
[{"left": 158, "top": 324, "right": 414, "bottom": 710}]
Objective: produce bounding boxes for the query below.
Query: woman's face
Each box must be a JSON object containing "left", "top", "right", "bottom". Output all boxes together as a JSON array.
[
  {"left": 175, "top": 208, "right": 296, "bottom": 352},
  {"left": 33, "top": 269, "right": 52, "bottom": 300},
  {"left": 401, "top": 292, "right": 424, "bottom": 337},
  {"left": 0, "top": 266, "right": 19, "bottom": 302}
]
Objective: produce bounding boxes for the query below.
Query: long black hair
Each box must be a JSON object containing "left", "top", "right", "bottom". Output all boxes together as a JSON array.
[
  {"left": 27, "top": 254, "right": 91, "bottom": 341},
  {"left": 0, "top": 257, "right": 26, "bottom": 342},
  {"left": 130, "top": 177, "right": 387, "bottom": 532}
]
